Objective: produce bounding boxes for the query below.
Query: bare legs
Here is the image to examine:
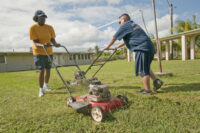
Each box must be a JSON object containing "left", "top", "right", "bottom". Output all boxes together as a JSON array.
[
  {"left": 141, "top": 69, "right": 157, "bottom": 90},
  {"left": 38, "top": 69, "right": 51, "bottom": 88},
  {"left": 44, "top": 69, "right": 50, "bottom": 83}
]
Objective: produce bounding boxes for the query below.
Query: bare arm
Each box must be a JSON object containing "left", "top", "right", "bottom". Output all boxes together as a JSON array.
[
  {"left": 104, "top": 38, "right": 116, "bottom": 50},
  {"left": 114, "top": 40, "right": 125, "bottom": 49},
  {"left": 33, "top": 39, "right": 60, "bottom": 47},
  {"left": 51, "top": 38, "right": 61, "bottom": 47},
  {"left": 33, "top": 40, "right": 43, "bottom": 46}
]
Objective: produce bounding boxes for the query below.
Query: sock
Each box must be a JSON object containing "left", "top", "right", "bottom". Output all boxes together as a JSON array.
[
  {"left": 44, "top": 83, "right": 48, "bottom": 87},
  {"left": 40, "top": 88, "right": 43, "bottom": 91}
]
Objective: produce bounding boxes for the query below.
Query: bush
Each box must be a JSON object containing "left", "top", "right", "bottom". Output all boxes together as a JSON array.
[{"left": 96, "top": 55, "right": 126, "bottom": 62}]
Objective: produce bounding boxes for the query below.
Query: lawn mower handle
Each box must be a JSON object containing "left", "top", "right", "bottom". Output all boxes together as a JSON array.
[
  {"left": 40, "top": 45, "right": 72, "bottom": 96},
  {"left": 104, "top": 48, "right": 116, "bottom": 51},
  {"left": 91, "top": 49, "right": 117, "bottom": 77},
  {"left": 60, "top": 45, "right": 82, "bottom": 72},
  {"left": 84, "top": 49, "right": 117, "bottom": 76}
]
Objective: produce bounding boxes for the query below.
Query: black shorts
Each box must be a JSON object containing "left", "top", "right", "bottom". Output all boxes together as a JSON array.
[
  {"left": 135, "top": 51, "right": 154, "bottom": 76},
  {"left": 33, "top": 55, "right": 53, "bottom": 70}
]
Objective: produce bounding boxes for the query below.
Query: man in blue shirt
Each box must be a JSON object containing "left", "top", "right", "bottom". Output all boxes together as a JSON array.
[{"left": 104, "top": 13, "right": 163, "bottom": 95}]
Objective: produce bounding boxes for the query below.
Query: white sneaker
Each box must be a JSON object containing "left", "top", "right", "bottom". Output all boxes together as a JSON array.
[
  {"left": 39, "top": 88, "right": 44, "bottom": 97},
  {"left": 43, "top": 84, "right": 51, "bottom": 91}
]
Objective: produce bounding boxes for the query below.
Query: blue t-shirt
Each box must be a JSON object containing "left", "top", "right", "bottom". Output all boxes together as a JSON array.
[{"left": 113, "top": 21, "right": 155, "bottom": 54}]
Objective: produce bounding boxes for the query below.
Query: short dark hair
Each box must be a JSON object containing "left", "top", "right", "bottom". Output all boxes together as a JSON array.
[{"left": 119, "top": 13, "right": 131, "bottom": 21}]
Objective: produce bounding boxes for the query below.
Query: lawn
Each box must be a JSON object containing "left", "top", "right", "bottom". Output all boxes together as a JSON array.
[{"left": 0, "top": 59, "right": 200, "bottom": 133}]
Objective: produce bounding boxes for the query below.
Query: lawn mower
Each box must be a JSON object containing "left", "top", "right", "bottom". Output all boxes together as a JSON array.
[
  {"left": 40, "top": 44, "right": 128, "bottom": 122},
  {"left": 67, "top": 84, "right": 128, "bottom": 122},
  {"left": 68, "top": 49, "right": 117, "bottom": 86}
]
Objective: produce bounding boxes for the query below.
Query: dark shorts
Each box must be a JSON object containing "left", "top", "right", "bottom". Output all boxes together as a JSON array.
[
  {"left": 33, "top": 55, "right": 53, "bottom": 70},
  {"left": 135, "top": 51, "right": 154, "bottom": 76}
]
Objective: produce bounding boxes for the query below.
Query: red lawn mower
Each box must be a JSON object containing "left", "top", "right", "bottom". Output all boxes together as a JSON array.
[
  {"left": 41, "top": 45, "right": 128, "bottom": 122},
  {"left": 67, "top": 84, "right": 128, "bottom": 122}
]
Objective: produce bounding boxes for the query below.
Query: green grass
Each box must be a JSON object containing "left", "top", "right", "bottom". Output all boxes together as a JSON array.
[{"left": 0, "top": 59, "right": 200, "bottom": 133}]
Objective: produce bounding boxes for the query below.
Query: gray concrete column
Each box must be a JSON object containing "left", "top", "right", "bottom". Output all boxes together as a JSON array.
[
  {"left": 181, "top": 35, "right": 187, "bottom": 61},
  {"left": 127, "top": 49, "right": 131, "bottom": 62},
  {"left": 169, "top": 40, "right": 173, "bottom": 59},
  {"left": 165, "top": 41, "right": 169, "bottom": 61},
  {"left": 190, "top": 36, "right": 195, "bottom": 60},
  {"left": 132, "top": 52, "right": 135, "bottom": 61}
]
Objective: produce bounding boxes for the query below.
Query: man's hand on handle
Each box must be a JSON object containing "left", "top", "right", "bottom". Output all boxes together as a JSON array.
[
  {"left": 104, "top": 45, "right": 111, "bottom": 50},
  {"left": 44, "top": 43, "right": 52, "bottom": 47},
  {"left": 54, "top": 43, "right": 61, "bottom": 47}
]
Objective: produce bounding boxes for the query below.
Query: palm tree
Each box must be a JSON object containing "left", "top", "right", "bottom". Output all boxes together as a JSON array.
[{"left": 192, "top": 15, "right": 198, "bottom": 29}]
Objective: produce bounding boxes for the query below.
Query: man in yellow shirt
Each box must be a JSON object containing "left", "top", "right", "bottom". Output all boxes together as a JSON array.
[{"left": 29, "top": 10, "right": 60, "bottom": 97}]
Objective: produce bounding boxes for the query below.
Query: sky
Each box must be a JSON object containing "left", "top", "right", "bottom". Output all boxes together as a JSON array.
[{"left": 0, "top": 0, "right": 200, "bottom": 52}]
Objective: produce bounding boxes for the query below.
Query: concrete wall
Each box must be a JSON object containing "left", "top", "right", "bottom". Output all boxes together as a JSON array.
[
  {"left": 0, "top": 55, "right": 34, "bottom": 72},
  {"left": 53, "top": 53, "right": 92, "bottom": 66},
  {"left": 0, "top": 52, "right": 93, "bottom": 72}
]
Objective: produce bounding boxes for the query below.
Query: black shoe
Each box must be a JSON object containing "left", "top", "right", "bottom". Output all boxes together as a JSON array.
[
  {"left": 153, "top": 79, "right": 163, "bottom": 91},
  {"left": 136, "top": 89, "right": 153, "bottom": 95}
]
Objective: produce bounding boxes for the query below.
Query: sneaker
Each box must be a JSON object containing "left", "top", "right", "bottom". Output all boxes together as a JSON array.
[
  {"left": 136, "top": 89, "right": 153, "bottom": 95},
  {"left": 43, "top": 84, "right": 51, "bottom": 91},
  {"left": 39, "top": 88, "right": 44, "bottom": 97},
  {"left": 153, "top": 79, "right": 163, "bottom": 91}
]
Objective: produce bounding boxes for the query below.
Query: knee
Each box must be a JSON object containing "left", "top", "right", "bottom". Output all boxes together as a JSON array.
[{"left": 39, "top": 69, "right": 45, "bottom": 74}]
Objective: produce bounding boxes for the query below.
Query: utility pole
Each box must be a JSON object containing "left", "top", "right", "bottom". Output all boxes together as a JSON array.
[
  {"left": 170, "top": 4, "right": 173, "bottom": 35},
  {"left": 152, "top": 0, "right": 162, "bottom": 72},
  {"left": 167, "top": 0, "right": 174, "bottom": 59},
  {"left": 170, "top": 3, "right": 173, "bottom": 59}
]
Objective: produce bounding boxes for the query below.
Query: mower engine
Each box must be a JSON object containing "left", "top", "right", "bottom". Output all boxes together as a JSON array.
[
  {"left": 69, "top": 71, "right": 102, "bottom": 86},
  {"left": 88, "top": 84, "right": 111, "bottom": 102},
  {"left": 74, "top": 71, "right": 85, "bottom": 80}
]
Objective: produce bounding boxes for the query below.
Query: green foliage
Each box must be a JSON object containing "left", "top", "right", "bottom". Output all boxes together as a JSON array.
[
  {"left": 114, "top": 50, "right": 122, "bottom": 55},
  {"left": 195, "top": 36, "right": 200, "bottom": 48},
  {"left": 87, "top": 47, "right": 93, "bottom": 53},
  {"left": 174, "top": 14, "right": 199, "bottom": 33},
  {"left": 94, "top": 45, "right": 100, "bottom": 55},
  {"left": 1, "top": 60, "right": 200, "bottom": 132},
  {"left": 172, "top": 15, "right": 200, "bottom": 57},
  {"left": 192, "top": 15, "right": 198, "bottom": 29},
  {"left": 102, "top": 51, "right": 111, "bottom": 56},
  {"left": 96, "top": 55, "right": 126, "bottom": 62}
]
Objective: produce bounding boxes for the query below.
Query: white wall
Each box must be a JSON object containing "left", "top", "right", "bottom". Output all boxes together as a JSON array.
[{"left": 0, "top": 53, "right": 93, "bottom": 72}]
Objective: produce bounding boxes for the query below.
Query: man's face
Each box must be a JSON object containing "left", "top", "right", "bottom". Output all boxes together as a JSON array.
[
  {"left": 118, "top": 17, "right": 126, "bottom": 26},
  {"left": 38, "top": 16, "right": 46, "bottom": 25}
]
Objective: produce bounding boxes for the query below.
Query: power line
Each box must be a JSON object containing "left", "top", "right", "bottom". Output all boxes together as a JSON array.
[
  {"left": 139, "top": 9, "right": 149, "bottom": 35},
  {"left": 166, "top": 0, "right": 170, "bottom": 7},
  {"left": 96, "top": 10, "right": 140, "bottom": 30}
]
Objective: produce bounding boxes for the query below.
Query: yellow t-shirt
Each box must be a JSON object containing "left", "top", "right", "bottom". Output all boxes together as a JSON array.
[{"left": 29, "top": 24, "right": 56, "bottom": 55}]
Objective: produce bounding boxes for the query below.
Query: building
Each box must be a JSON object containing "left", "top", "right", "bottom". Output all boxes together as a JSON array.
[
  {"left": 0, "top": 52, "right": 93, "bottom": 72},
  {"left": 153, "top": 28, "right": 200, "bottom": 61},
  {"left": 127, "top": 28, "right": 200, "bottom": 61}
]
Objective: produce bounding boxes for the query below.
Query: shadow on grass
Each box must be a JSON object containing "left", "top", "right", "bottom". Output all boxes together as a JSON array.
[
  {"left": 110, "top": 86, "right": 140, "bottom": 90},
  {"left": 70, "top": 101, "right": 132, "bottom": 122},
  {"left": 54, "top": 87, "right": 65, "bottom": 90},
  {"left": 163, "top": 83, "right": 200, "bottom": 92},
  {"left": 46, "top": 91, "right": 67, "bottom": 95},
  {"left": 103, "top": 101, "right": 132, "bottom": 122}
]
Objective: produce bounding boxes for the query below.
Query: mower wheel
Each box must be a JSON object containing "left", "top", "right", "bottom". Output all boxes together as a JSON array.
[
  {"left": 66, "top": 96, "right": 75, "bottom": 106},
  {"left": 91, "top": 106, "right": 104, "bottom": 122},
  {"left": 117, "top": 94, "right": 128, "bottom": 105}
]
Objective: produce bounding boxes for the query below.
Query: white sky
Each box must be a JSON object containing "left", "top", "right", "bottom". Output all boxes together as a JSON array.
[{"left": 0, "top": 0, "right": 180, "bottom": 52}]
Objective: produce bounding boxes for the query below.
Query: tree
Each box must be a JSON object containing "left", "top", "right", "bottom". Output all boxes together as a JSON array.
[
  {"left": 192, "top": 15, "right": 198, "bottom": 29},
  {"left": 94, "top": 45, "right": 100, "bottom": 55},
  {"left": 87, "top": 47, "right": 93, "bottom": 53}
]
